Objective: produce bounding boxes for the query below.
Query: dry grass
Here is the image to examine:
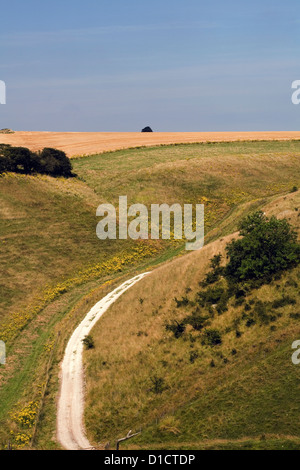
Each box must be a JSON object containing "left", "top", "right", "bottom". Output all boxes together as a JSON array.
[
  {"left": 1, "top": 140, "right": 300, "bottom": 449},
  {"left": 83, "top": 191, "right": 300, "bottom": 448},
  {"left": 1, "top": 131, "right": 300, "bottom": 157},
  {"left": 2, "top": 141, "right": 299, "bottom": 329}
]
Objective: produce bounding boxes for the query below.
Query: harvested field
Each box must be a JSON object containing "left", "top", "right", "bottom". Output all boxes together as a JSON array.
[{"left": 1, "top": 131, "right": 300, "bottom": 157}]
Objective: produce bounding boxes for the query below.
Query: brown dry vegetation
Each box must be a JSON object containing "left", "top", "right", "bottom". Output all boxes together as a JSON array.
[
  {"left": 1, "top": 131, "right": 300, "bottom": 157},
  {"left": 1, "top": 139, "right": 300, "bottom": 449},
  {"left": 83, "top": 190, "right": 300, "bottom": 449}
]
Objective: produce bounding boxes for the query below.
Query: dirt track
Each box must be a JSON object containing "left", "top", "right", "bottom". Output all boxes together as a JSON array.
[
  {"left": 56, "top": 272, "right": 150, "bottom": 450},
  {"left": 1, "top": 131, "right": 300, "bottom": 158}
]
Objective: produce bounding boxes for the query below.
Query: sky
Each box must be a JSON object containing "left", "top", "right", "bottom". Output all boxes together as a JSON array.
[{"left": 0, "top": 0, "right": 299, "bottom": 132}]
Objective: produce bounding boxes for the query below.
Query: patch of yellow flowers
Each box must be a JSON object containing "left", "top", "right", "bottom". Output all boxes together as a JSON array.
[
  {"left": 9, "top": 401, "right": 39, "bottom": 448},
  {"left": 10, "top": 401, "right": 39, "bottom": 428},
  {"left": 0, "top": 242, "right": 159, "bottom": 344}
]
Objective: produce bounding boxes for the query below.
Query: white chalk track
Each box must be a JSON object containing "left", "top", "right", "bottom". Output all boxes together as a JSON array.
[{"left": 56, "top": 272, "right": 150, "bottom": 450}]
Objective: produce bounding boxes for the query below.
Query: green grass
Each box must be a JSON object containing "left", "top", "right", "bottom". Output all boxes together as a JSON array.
[
  {"left": 82, "top": 191, "right": 300, "bottom": 450},
  {"left": 1, "top": 140, "right": 300, "bottom": 325},
  {"left": 85, "top": 262, "right": 300, "bottom": 451},
  {"left": 0, "top": 140, "right": 300, "bottom": 449},
  {"left": 73, "top": 140, "right": 300, "bottom": 202},
  {"left": 126, "top": 437, "right": 300, "bottom": 450},
  {"left": 129, "top": 336, "right": 300, "bottom": 446}
]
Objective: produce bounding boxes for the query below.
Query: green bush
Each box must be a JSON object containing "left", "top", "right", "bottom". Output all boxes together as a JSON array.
[
  {"left": 201, "top": 254, "right": 224, "bottom": 286},
  {"left": 0, "top": 144, "right": 35, "bottom": 174},
  {"left": 197, "top": 285, "right": 227, "bottom": 306},
  {"left": 0, "top": 144, "right": 75, "bottom": 178},
  {"left": 225, "top": 211, "right": 300, "bottom": 282},
  {"left": 202, "top": 328, "right": 222, "bottom": 346},
  {"left": 165, "top": 320, "right": 185, "bottom": 338},
  {"left": 183, "top": 312, "right": 209, "bottom": 331}
]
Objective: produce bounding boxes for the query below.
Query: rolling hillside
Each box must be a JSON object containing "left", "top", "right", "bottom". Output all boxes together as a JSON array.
[
  {"left": 0, "top": 139, "right": 300, "bottom": 449},
  {"left": 82, "top": 190, "right": 300, "bottom": 450}
]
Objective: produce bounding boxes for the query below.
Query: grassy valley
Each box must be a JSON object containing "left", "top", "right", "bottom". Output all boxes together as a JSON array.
[
  {"left": 0, "top": 140, "right": 299, "bottom": 449},
  {"left": 83, "top": 191, "right": 300, "bottom": 450}
]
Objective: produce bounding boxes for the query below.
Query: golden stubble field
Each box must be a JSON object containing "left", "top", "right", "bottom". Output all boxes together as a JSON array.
[{"left": 1, "top": 131, "right": 300, "bottom": 157}]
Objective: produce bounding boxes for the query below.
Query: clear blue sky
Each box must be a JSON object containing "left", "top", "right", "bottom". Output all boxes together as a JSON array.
[{"left": 1, "top": 0, "right": 299, "bottom": 131}]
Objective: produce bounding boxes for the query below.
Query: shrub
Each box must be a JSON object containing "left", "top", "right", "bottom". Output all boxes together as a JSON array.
[
  {"left": 210, "top": 253, "right": 222, "bottom": 270},
  {"left": 35, "top": 147, "right": 74, "bottom": 177},
  {"left": 149, "top": 375, "right": 167, "bottom": 394},
  {"left": 197, "top": 285, "right": 227, "bottom": 306},
  {"left": 0, "top": 144, "right": 75, "bottom": 178},
  {"left": 225, "top": 211, "right": 300, "bottom": 282},
  {"left": 201, "top": 270, "right": 220, "bottom": 285},
  {"left": 1, "top": 144, "right": 35, "bottom": 174},
  {"left": 202, "top": 328, "right": 222, "bottom": 346},
  {"left": 245, "top": 317, "right": 255, "bottom": 327},
  {"left": 165, "top": 320, "right": 185, "bottom": 338},
  {"left": 82, "top": 335, "right": 95, "bottom": 349},
  {"left": 271, "top": 295, "right": 296, "bottom": 309},
  {"left": 216, "top": 296, "right": 229, "bottom": 314},
  {"left": 174, "top": 296, "right": 189, "bottom": 308},
  {"left": 183, "top": 313, "right": 209, "bottom": 331},
  {"left": 290, "top": 313, "right": 300, "bottom": 319},
  {"left": 197, "top": 284, "right": 230, "bottom": 316},
  {"left": 189, "top": 350, "right": 199, "bottom": 363},
  {"left": 201, "top": 254, "right": 224, "bottom": 286}
]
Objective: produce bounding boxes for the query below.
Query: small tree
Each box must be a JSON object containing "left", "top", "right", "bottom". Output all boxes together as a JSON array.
[
  {"left": 36, "top": 148, "right": 74, "bottom": 177},
  {"left": 0, "top": 144, "right": 75, "bottom": 178},
  {"left": 0, "top": 145, "right": 35, "bottom": 174},
  {"left": 225, "top": 211, "right": 300, "bottom": 282}
]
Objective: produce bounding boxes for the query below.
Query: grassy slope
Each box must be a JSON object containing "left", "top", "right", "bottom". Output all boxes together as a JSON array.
[
  {"left": 0, "top": 174, "right": 161, "bottom": 334},
  {"left": 2, "top": 141, "right": 299, "bottom": 333},
  {"left": 83, "top": 190, "right": 300, "bottom": 450},
  {"left": 0, "top": 140, "right": 299, "bottom": 448}
]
